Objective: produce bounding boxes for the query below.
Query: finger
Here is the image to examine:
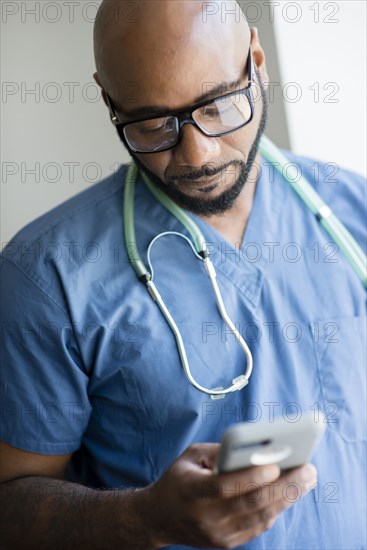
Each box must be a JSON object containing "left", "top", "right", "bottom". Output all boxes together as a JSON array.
[
  {"left": 214, "top": 468, "right": 316, "bottom": 532},
  {"left": 248, "top": 466, "right": 316, "bottom": 513},
  {"left": 219, "top": 504, "right": 282, "bottom": 548},
  {"left": 213, "top": 463, "right": 317, "bottom": 519},
  {"left": 216, "top": 484, "right": 308, "bottom": 549},
  {"left": 215, "top": 462, "right": 316, "bottom": 501},
  {"left": 197, "top": 464, "right": 282, "bottom": 513},
  {"left": 179, "top": 442, "right": 221, "bottom": 472},
  {"left": 214, "top": 464, "right": 281, "bottom": 499},
  {"left": 281, "top": 463, "right": 318, "bottom": 484}
]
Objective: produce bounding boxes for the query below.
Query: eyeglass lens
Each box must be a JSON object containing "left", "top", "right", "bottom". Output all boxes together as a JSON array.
[{"left": 123, "top": 91, "right": 252, "bottom": 153}]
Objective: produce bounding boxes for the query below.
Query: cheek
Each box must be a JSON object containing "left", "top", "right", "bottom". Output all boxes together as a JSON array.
[
  {"left": 221, "top": 128, "right": 254, "bottom": 157},
  {"left": 136, "top": 152, "right": 172, "bottom": 180}
]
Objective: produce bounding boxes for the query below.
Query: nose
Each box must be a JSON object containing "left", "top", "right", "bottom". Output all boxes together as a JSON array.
[{"left": 173, "top": 122, "right": 221, "bottom": 168}]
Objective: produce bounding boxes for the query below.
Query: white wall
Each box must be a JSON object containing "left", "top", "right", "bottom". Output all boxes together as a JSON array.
[
  {"left": 1, "top": 0, "right": 129, "bottom": 246},
  {"left": 1, "top": 1, "right": 365, "bottom": 246},
  {"left": 272, "top": 0, "right": 366, "bottom": 175}
]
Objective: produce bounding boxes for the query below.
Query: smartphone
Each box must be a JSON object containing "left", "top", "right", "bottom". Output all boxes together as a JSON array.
[{"left": 216, "top": 412, "right": 326, "bottom": 474}]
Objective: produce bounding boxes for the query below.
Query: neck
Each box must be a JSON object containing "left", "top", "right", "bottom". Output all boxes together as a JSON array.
[{"left": 198, "top": 153, "right": 262, "bottom": 249}]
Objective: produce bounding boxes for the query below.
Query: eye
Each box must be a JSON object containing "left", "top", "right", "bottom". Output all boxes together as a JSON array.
[
  {"left": 138, "top": 122, "right": 165, "bottom": 133},
  {"left": 202, "top": 105, "right": 220, "bottom": 118},
  {"left": 143, "top": 124, "right": 165, "bottom": 134},
  {"left": 201, "top": 100, "right": 234, "bottom": 120},
  {"left": 136, "top": 117, "right": 175, "bottom": 134}
]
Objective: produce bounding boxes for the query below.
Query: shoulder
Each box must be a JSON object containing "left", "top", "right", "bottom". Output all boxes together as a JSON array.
[
  {"left": 4, "top": 164, "right": 129, "bottom": 254},
  {"left": 282, "top": 149, "right": 366, "bottom": 210},
  {"left": 1, "top": 164, "right": 129, "bottom": 307},
  {"left": 279, "top": 150, "right": 366, "bottom": 251}
]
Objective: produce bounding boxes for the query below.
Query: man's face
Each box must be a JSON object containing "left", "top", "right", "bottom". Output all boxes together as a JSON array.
[
  {"left": 127, "top": 69, "right": 268, "bottom": 216},
  {"left": 95, "top": 2, "right": 268, "bottom": 215}
]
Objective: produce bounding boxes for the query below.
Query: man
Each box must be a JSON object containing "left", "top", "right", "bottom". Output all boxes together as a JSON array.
[{"left": 1, "top": 1, "right": 366, "bottom": 549}]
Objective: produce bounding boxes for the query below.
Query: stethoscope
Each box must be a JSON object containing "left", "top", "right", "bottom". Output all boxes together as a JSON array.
[{"left": 124, "top": 135, "right": 367, "bottom": 399}]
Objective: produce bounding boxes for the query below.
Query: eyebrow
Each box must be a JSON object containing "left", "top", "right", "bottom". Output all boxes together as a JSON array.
[{"left": 119, "top": 76, "right": 244, "bottom": 120}]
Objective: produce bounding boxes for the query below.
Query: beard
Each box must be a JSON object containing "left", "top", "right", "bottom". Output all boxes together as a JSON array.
[{"left": 127, "top": 71, "right": 268, "bottom": 216}]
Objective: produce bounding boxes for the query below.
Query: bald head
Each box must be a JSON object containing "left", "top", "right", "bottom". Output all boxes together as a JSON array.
[
  {"left": 93, "top": 1, "right": 269, "bottom": 217},
  {"left": 94, "top": 0, "right": 250, "bottom": 111}
]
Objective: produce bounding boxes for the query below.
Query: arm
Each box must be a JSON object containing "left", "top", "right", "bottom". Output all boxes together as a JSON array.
[
  {"left": 0, "top": 441, "right": 153, "bottom": 550},
  {"left": 0, "top": 441, "right": 317, "bottom": 550}
]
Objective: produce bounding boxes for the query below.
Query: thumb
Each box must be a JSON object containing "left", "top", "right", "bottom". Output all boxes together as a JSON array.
[{"left": 181, "top": 442, "right": 221, "bottom": 472}]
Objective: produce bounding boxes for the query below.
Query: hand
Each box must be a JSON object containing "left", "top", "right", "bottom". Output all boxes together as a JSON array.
[{"left": 143, "top": 443, "right": 317, "bottom": 549}]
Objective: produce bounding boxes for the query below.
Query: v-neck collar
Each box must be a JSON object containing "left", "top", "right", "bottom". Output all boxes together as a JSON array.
[
  {"left": 185, "top": 156, "right": 288, "bottom": 311},
  {"left": 135, "top": 154, "right": 288, "bottom": 311}
]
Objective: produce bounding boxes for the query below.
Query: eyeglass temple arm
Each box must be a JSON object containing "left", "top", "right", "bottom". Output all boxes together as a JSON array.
[
  {"left": 247, "top": 45, "right": 254, "bottom": 87},
  {"left": 104, "top": 90, "right": 119, "bottom": 123}
]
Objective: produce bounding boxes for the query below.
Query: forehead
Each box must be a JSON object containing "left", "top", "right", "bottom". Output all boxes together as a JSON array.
[{"left": 100, "top": 2, "right": 250, "bottom": 112}]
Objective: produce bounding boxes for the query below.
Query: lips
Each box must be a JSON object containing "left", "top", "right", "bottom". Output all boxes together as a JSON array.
[{"left": 178, "top": 169, "right": 227, "bottom": 190}]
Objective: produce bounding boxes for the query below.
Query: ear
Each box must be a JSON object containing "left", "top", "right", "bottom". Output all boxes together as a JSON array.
[
  {"left": 93, "top": 72, "right": 108, "bottom": 107},
  {"left": 250, "top": 27, "right": 269, "bottom": 89}
]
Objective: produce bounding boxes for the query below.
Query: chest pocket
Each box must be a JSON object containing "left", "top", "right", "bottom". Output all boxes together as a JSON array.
[{"left": 311, "top": 316, "right": 367, "bottom": 442}]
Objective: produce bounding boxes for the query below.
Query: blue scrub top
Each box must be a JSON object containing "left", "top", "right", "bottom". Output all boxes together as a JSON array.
[{"left": 1, "top": 151, "right": 366, "bottom": 549}]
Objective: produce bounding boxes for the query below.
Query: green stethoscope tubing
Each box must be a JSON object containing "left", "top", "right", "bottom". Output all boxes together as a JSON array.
[
  {"left": 258, "top": 135, "right": 367, "bottom": 285},
  {"left": 124, "top": 135, "right": 367, "bottom": 398}
]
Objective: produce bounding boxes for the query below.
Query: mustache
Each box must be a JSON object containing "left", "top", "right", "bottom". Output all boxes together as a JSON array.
[{"left": 166, "top": 160, "right": 244, "bottom": 185}]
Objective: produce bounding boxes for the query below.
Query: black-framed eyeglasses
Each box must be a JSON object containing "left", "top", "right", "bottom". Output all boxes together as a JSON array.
[{"left": 105, "top": 46, "right": 254, "bottom": 154}]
